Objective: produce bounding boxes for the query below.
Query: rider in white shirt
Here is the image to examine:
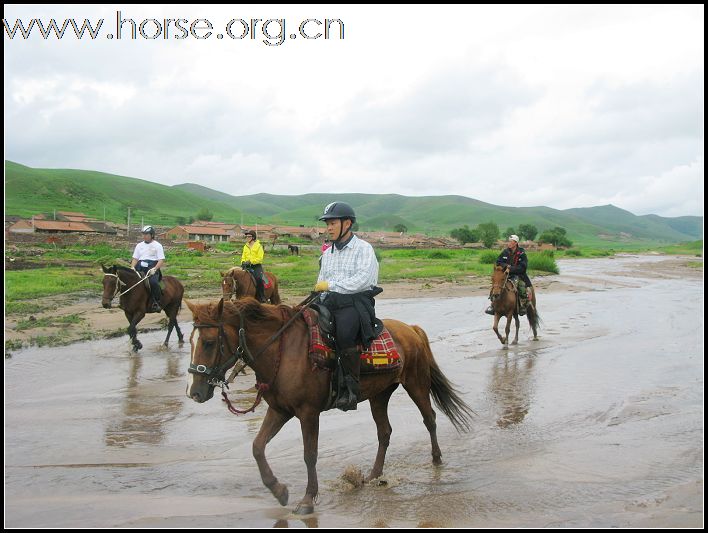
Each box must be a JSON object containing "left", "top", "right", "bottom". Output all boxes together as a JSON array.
[{"left": 130, "top": 225, "right": 165, "bottom": 312}]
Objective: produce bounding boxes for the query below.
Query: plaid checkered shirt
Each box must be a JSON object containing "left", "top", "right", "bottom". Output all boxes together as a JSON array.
[{"left": 318, "top": 235, "right": 379, "bottom": 294}]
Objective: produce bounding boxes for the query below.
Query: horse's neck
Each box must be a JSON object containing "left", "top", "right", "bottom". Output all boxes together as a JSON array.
[{"left": 119, "top": 270, "right": 140, "bottom": 284}]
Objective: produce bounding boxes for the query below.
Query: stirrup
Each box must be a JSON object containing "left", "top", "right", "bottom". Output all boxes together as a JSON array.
[{"left": 335, "top": 393, "right": 358, "bottom": 412}]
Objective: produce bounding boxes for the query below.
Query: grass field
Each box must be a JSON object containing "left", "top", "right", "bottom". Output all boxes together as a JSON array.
[{"left": 5, "top": 243, "right": 566, "bottom": 315}]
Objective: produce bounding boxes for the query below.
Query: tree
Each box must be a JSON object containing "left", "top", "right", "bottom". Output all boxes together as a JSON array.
[
  {"left": 505, "top": 227, "right": 517, "bottom": 239},
  {"left": 175, "top": 216, "right": 186, "bottom": 225},
  {"left": 538, "top": 226, "right": 573, "bottom": 247},
  {"left": 393, "top": 224, "right": 408, "bottom": 233},
  {"left": 450, "top": 225, "right": 478, "bottom": 244},
  {"left": 518, "top": 224, "right": 538, "bottom": 241},
  {"left": 195, "top": 208, "right": 213, "bottom": 221},
  {"left": 477, "top": 221, "right": 500, "bottom": 248}
]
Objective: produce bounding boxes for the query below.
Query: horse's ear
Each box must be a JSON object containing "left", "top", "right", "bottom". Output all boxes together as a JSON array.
[
  {"left": 217, "top": 298, "right": 224, "bottom": 319},
  {"left": 101, "top": 265, "right": 109, "bottom": 273},
  {"left": 184, "top": 299, "right": 197, "bottom": 315},
  {"left": 219, "top": 271, "right": 225, "bottom": 278}
]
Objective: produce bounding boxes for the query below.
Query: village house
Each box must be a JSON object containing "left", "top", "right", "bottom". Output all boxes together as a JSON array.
[{"left": 7, "top": 212, "right": 117, "bottom": 235}]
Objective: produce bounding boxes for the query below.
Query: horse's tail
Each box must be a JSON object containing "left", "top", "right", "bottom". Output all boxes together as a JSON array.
[
  {"left": 527, "top": 305, "right": 540, "bottom": 331},
  {"left": 269, "top": 274, "right": 282, "bottom": 305},
  {"left": 412, "top": 325, "right": 475, "bottom": 433}
]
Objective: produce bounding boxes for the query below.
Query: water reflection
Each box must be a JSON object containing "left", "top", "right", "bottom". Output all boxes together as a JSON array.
[
  {"left": 105, "top": 352, "right": 184, "bottom": 447},
  {"left": 273, "top": 515, "right": 319, "bottom": 527},
  {"left": 489, "top": 351, "right": 536, "bottom": 428}
]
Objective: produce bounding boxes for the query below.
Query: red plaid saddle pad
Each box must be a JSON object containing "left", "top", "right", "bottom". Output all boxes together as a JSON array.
[{"left": 302, "top": 309, "right": 401, "bottom": 373}]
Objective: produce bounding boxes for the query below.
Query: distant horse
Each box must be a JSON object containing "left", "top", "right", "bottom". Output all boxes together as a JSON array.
[
  {"left": 490, "top": 265, "right": 539, "bottom": 345},
  {"left": 220, "top": 267, "right": 281, "bottom": 304},
  {"left": 288, "top": 244, "right": 300, "bottom": 256},
  {"left": 185, "top": 297, "right": 473, "bottom": 515},
  {"left": 101, "top": 265, "right": 185, "bottom": 351}
]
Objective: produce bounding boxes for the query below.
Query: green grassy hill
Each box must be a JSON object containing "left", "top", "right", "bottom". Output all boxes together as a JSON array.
[
  {"left": 5, "top": 161, "right": 247, "bottom": 226},
  {"left": 5, "top": 161, "right": 702, "bottom": 245}
]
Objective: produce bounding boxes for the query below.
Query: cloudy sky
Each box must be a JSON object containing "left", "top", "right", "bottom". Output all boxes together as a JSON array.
[{"left": 4, "top": 4, "right": 704, "bottom": 217}]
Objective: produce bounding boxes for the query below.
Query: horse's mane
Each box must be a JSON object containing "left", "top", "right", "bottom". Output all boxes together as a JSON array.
[
  {"left": 114, "top": 264, "right": 138, "bottom": 274},
  {"left": 192, "top": 298, "right": 297, "bottom": 325}
]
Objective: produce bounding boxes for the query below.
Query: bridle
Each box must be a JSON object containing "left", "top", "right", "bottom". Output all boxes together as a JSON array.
[
  {"left": 222, "top": 274, "right": 239, "bottom": 301},
  {"left": 188, "top": 294, "right": 317, "bottom": 414},
  {"left": 103, "top": 269, "right": 147, "bottom": 300},
  {"left": 222, "top": 271, "right": 256, "bottom": 301},
  {"left": 491, "top": 270, "right": 511, "bottom": 301}
]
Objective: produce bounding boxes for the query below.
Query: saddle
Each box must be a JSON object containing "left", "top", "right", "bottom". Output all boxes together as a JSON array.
[
  {"left": 244, "top": 267, "right": 272, "bottom": 289},
  {"left": 303, "top": 306, "right": 399, "bottom": 374}
]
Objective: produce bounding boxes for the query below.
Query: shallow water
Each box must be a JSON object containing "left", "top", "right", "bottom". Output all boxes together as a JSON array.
[{"left": 5, "top": 256, "right": 703, "bottom": 527}]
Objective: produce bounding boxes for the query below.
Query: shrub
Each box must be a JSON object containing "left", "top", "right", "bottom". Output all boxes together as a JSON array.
[
  {"left": 564, "top": 249, "right": 582, "bottom": 257},
  {"left": 428, "top": 251, "right": 451, "bottom": 259},
  {"left": 479, "top": 250, "right": 499, "bottom": 264},
  {"left": 528, "top": 252, "right": 559, "bottom": 274}
]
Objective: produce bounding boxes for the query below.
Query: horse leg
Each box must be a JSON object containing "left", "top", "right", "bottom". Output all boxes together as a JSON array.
[
  {"left": 126, "top": 311, "right": 145, "bottom": 351},
  {"left": 294, "top": 408, "right": 320, "bottom": 515},
  {"left": 366, "top": 383, "right": 399, "bottom": 481},
  {"left": 511, "top": 314, "right": 520, "bottom": 345},
  {"left": 174, "top": 317, "right": 184, "bottom": 345},
  {"left": 503, "top": 313, "right": 513, "bottom": 345},
  {"left": 163, "top": 307, "right": 175, "bottom": 346},
  {"left": 492, "top": 314, "right": 505, "bottom": 345},
  {"left": 403, "top": 382, "right": 443, "bottom": 465},
  {"left": 253, "top": 406, "right": 293, "bottom": 506}
]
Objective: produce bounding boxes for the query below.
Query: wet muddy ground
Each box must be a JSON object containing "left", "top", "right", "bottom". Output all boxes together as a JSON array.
[{"left": 5, "top": 255, "right": 703, "bottom": 527}]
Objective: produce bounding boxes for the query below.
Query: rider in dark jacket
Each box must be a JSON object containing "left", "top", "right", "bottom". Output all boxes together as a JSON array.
[{"left": 485, "top": 235, "right": 533, "bottom": 316}]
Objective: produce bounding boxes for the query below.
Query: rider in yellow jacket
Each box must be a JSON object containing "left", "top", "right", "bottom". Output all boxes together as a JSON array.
[{"left": 241, "top": 230, "right": 266, "bottom": 302}]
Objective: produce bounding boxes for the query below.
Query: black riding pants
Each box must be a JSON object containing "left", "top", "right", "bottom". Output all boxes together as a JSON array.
[{"left": 136, "top": 260, "right": 161, "bottom": 301}]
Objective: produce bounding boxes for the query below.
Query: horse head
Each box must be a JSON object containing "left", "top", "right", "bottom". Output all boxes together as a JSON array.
[
  {"left": 221, "top": 268, "right": 245, "bottom": 302},
  {"left": 101, "top": 265, "right": 119, "bottom": 308},
  {"left": 185, "top": 298, "right": 237, "bottom": 403},
  {"left": 490, "top": 265, "right": 510, "bottom": 303},
  {"left": 186, "top": 297, "right": 274, "bottom": 403}
]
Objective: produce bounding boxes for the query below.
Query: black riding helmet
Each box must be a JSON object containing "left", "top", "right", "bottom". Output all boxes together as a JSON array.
[
  {"left": 319, "top": 202, "right": 357, "bottom": 247},
  {"left": 142, "top": 225, "right": 155, "bottom": 237},
  {"left": 318, "top": 202, "right": 356, "bottom": 223}
]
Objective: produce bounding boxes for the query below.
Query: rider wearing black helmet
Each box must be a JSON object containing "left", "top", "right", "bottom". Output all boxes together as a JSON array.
[
  {"left": 131, "top": 225, "right": 165, "bottom": 313},
  {"left": 315, "top": 201, "right": 381, "bottom": 411}
]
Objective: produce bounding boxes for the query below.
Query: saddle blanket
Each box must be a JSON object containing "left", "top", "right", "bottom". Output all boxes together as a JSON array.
[{"left": 303, "top": 309, "right": 401, "bottom": 373}]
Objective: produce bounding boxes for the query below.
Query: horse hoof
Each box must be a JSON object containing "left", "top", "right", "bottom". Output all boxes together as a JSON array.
[
  {"left": 511, "top": 340, "right": 518, "bottom": 345},
  {"left": 273, "top": 483, "right": 289, "bottom": 506},
  {"left": 294, "top": 503, "right": 314, "bottom": 515},
  {"left": 432, "top": 455, "right": 443, "bottom": 465}
]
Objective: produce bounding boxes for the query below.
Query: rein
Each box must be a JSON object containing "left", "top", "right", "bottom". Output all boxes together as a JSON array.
[
  {"left": 104, "top": 270, "right": 149, "bottom": 298},
  {"left": 189, "top": 293, "right": 319, "bottom": 415}
]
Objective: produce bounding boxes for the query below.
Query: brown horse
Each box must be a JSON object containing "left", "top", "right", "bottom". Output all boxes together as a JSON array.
[
  {"left": 185, "top": 297, "right": 473, "bottom": 515},
  {"left": 101, "top": 265, "right": 185, "bottom": 351},
  {"left": 490, "top": 265, "right": 539, "bottom": 345},
  {"left": 220, "top": 267, "right": 281, "bottom": 304}
]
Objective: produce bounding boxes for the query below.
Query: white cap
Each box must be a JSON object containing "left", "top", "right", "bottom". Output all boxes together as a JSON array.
[{"left": 509, "top": 234, "right": 520, "bottom": 243}]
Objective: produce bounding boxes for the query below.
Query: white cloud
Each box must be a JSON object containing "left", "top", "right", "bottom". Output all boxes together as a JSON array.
[{"left": 3, "top": 4, "right": 704, "bottom": 217}]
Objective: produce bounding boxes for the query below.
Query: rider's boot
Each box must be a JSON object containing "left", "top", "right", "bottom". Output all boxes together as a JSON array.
[{"left": 334, "top": 347, "right": 361, "bottom": 411}]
